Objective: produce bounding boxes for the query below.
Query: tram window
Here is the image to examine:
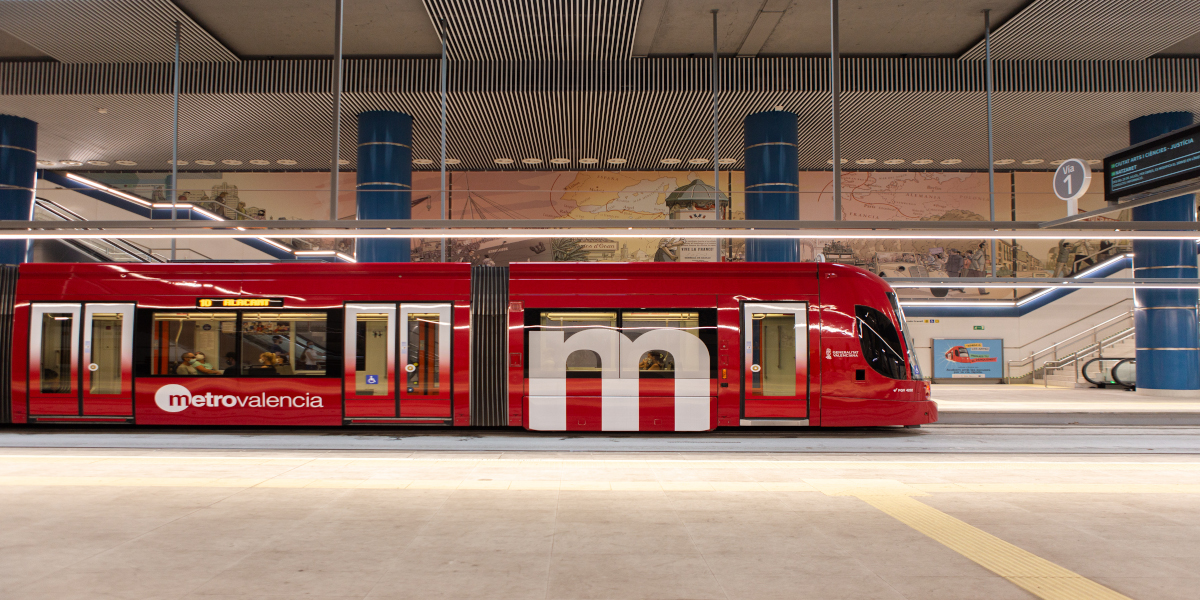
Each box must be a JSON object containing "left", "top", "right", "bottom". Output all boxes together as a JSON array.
[
  {"left": 637, "top": 350, "right": 675, "bottom": 376},
  {"left": 886, "top": 292, "right": 922, "bottom": 380},
  {"left": 150, "top": 313, "right": 237, "bottom": 376},
  {"left": 89, "top": 312, "right": 124, "bottom": 394},
  {"left": 242, "top": 312, "right": 328, "bottom": 377},
  {"left": 856, "top": 305, "right": 907, "bottom": 380},
  {"left": 621, "top": 312, "right": 700, "bottom": 341},
  {"left": 749, "top": 313, "right": 797, "bottom": 396},
  {"left": 537, "top": 311, "right": 618, "bottom": 375},
  {"left": 40, "top": 313, "right": 74, "bottom": 393},
  {"left": 406, "top": 312, "right": 442, "bottom": 393},
  {"left": 355, "top": 312, "right": 390, "bottom": 394}
]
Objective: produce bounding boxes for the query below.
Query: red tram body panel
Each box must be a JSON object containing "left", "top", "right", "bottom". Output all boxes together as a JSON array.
[{"left": 5, "top": 261, "right": 935, "bottom": 429}]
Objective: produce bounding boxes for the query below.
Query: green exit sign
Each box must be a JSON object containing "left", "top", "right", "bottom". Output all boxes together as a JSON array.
[{"left": 973, "top": 325, "right": 984, "bottom": 330}]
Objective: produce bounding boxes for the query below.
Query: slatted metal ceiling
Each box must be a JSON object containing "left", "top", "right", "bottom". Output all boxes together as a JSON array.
[
  {"left": 0, "top": 0, "right": 236, "bottom": 63},
  {"left": 422, "top": 0, "right": 643, "bottom": 61},
  {"left": 3, "top": 58, "right": 1199, "bottom": 173},
  {"left": 960, "top": 0, "right": 1200, "bottom": 61}
]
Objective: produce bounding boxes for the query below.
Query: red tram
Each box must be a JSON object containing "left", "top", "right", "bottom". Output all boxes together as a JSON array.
[{"left": 2, "top": 262, "right": 936, "bottom": 429}]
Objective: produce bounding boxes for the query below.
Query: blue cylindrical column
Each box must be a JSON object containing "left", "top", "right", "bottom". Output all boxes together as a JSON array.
[
  {"left": 743, "top": 111, "right": 799, "bottom": 262},
  {"left": 1131, "top": 112, "right": 1198, "bottom": 394},
  {"left": 356, "top": 111, "right": 412, "bottom": 262},
  {"left": 0, "top": 115, "right": 37, "bottom": 265}
]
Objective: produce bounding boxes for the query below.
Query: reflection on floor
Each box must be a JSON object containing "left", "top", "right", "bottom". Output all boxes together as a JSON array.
[
  {"left": 934, "top": 383, "right": 1200, "bottom": 413},
  {"left": 1, "top": 449, "right": 1196, "bottom": 599}
]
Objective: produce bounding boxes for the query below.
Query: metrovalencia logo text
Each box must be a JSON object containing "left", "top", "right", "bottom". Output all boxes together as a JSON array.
[{"left": 154, "top": 384, "right": 325, "bottom": 413}]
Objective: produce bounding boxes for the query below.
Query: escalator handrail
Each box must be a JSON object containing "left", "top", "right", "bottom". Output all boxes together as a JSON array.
[
  {"left": 1080, "top": 357, "right": 1128, "bottom": 387},
  {"left": 1111, "top": 358, "right": 1136, "bottom": 389}
]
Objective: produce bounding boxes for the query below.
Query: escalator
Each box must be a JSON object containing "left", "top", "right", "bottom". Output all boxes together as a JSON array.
[
  {"left": 1081, "top": 357, "right": 1136, "bottom": 390},
  {"left": 34, "top": 197, "right": 166, "bottom": 263}
]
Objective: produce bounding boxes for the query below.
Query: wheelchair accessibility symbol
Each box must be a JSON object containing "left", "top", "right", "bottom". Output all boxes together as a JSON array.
[{"left": 365, "top": 375, "right": 379, "bottom": 385}]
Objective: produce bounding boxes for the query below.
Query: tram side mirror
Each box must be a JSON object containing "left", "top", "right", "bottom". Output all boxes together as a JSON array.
[{"left": 855, "top": 369, "right": 865, "bottom": 381}]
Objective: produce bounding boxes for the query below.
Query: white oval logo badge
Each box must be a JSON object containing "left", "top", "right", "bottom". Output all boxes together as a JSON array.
[{"left": 154, "top": 384, "right": 192, "bottom": 413}]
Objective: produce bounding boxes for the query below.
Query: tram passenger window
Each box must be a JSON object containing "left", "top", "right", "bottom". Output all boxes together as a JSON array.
[
  {"left": 637, "top": 351, "right": 674, "bottom": 374},
  {"left": 150, "top": 313, "right": 236, "bottom": 376},
  {"left": 355, "top": 312, "right": 390, "bottom": 394},
  {"left": 406, "top": 312, "right": 442, "bottom": 394},
  {"left": 89, "top": 312, "right": 124, "bottom": 394},
  {"left": 856, "top": 305, "right": 907, "bottom": 380},
  {"left": 40, "top": 313, "right": 74, "bottom": 393},
  {"left": 538, "top": 312, "right": 618, "bottom": 376},
  {"left": 748, "top": 312, "right": 797, "bottom": 396},
  {"left": 242, "top": 313, "right": 328, "bottom": 377},
  {"left": 886, "top": 292, "right": 922, "bottom": 380}
]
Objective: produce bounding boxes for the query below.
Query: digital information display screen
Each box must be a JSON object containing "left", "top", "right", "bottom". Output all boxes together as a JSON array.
[
  {"left": 1105, "top": 121, "right": 1200, "bottom": 202},
  {"left": 196, "top": 298, "right": 285, "bottom": 308}
]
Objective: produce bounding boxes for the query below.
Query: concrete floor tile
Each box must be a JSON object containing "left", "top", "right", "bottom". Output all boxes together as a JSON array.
[
  {"left": 369, "top": 551, "right": 550, "bottom": 600},
  {"left": 880, "top": 576, "right": 1036, "bottom": 600},
  {"left": 546, "top": 552, "right": 724, "bottom": 600},
  {"left": 190, "top": 566, "right": 385, "bottom": 597}
]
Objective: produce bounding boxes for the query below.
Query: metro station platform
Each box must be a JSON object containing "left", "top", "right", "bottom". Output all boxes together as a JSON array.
[
  {"left": 935, "top": 384, "right": 1200, "bottom": 426},
  {"left": 1, "top": 443, "right": 1197, "bottom": 600}
]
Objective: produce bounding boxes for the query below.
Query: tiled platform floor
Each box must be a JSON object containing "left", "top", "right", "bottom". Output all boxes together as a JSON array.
[{"left": 1, "top": 449, "right": 1197, "bottom": 599}]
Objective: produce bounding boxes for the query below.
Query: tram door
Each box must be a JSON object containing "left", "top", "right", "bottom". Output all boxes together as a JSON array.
[
  {"left": 344, "top": 303, "right": 453, "bottom": 419},
  {"left": 741, "top": 302, "right": 808, "bottom": 419},
  {"left": 28, "top": 303, "right": 135, "bottom": 418}
]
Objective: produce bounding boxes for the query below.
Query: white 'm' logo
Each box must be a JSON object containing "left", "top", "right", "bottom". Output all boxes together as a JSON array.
[{"left": 155, "top": 384, "right": 192, "bottom": 413}]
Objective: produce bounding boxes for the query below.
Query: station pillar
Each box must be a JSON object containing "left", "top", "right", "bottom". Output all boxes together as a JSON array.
[
  {"left": 743, "top": 110, "right": 799, "bottom": 262},
  {"left": 1131, "top": 112, "right": 1199, "bottom": 395},
  {"left": 356, "top": 110, "right": 412, "bottom": 262},
  {"left": 0, "top": 115, "right": 36, "bottom": 265}
]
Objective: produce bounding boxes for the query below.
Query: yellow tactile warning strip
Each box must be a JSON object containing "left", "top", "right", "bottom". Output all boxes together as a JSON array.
[{"left": 857, "top": 494, "right": 1133, "bottom": 600}]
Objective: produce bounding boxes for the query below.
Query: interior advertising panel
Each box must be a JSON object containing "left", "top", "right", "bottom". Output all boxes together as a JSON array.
[{"left": 932, "top": 338, "right": 1004, "bottom": 380}]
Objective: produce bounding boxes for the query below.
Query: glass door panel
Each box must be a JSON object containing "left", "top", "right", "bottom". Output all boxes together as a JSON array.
[
  {"left": 400, "top": 304, "right": 451, "bottom": 400},
  {"left": 82, "top": 304, "right": 134, "bottom": 415},
  {"left": 742, "top": 302, "right": 808, "bottom": 419},
  {"left": 29, "top": 303, "right": 82, "bottom": 414},
  {"left": 344, "top": 304, "right": 396, "bottom": 416}
]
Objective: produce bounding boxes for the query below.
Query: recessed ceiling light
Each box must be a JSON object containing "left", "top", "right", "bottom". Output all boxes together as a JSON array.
[
  {"left": 773, "top": 105, "right": 785, "bottom": 111},
  {"left": 911, "top": 159, "right": 933, "bottom": 165},
  {"left": 883, "top": 159, "right": 905, "bottom": 165},
  {"left": 413, "top": 159, "right": 434, "bottom": 165},
  {"left": 856, "top": 159, "right": 876, "bottom": 164},
  {"left": 276, "top": 159, "right": 297, "bottom": 165},
  {"left": 550, "top": 158, "right": 571, "bottom": 164},
  {"left": 61, "top": 160, "right": 83, "bottom": 166},
  {"left": 1087, "top": 159, "right": 1101, "bottom": 165},
  {"left": 994, "top": 159, "right": 1015, "bottom": 165},
  {"left": 194, "top": 160, "right": 216, "bottom": 166},
  {"left": 940, "top": 159, "right": 962, "bottom": 165},
  {"left": 167, "top": 160, "right": 188, "bottom": 166},
  {"left": 338, "top": 159, "right": 350, "bottom": 165},
  {"left": 36, "top": 160, "right": 55, "bottom": 166},
  {"left": 96, "top": 108, "right": 108, "bottom": 114},
  {"left": 607, "top": 158, "right": 626, "bottom": 164},
  {"left": 826, "top": 158, "right": 849, "bottom": 164},
  {"left": 1022, "top": 159, "right": 1044, "bottom": 165},
  {"left": 249, "top": 159, "right": 270, "bottom": 165},
  {"left": 522, "top": 158, "right": 543, "bottom": 164},
  {"left": 688, "top": 158, "right": 709, "bottom": 165},
  {"left": 660, "top": 158, "right": 682, "bottom": 165},
  {"left": 445, "top": 158, "right": 460, "bottom": 165},
  {"left": 86, "top": 160, "right": 109, "bottom": 166},
  {"left": 1049, "top": 160, "right": 1065, "bottom": 165},
  {"left": 222, "top": 159, "right": 242, "bottom": 165},
  {"left": 494, "top": 158, "right": 514, "bottom": 164},
  {"left": 718, "top": 158, "right": 737, "bottom": 165},
  {"left": 115, "top": 160, "right": 137, "bottom": 166},
  {"left": 579, "top": 158, "right": 599, "bottom": 164}
]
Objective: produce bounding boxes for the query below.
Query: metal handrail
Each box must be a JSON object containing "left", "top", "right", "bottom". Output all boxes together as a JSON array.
[
  {"left": 1041, "top": 326, "right": 1136, "bottom": 387},
  {"left": 1007, "top": 302, "right": 1134, "bottom": 376}
]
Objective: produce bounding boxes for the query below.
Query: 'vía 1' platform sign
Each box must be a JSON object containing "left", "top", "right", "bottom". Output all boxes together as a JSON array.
[{"left": 1105, "top": 121, "right": 1200, "bottom": 202}]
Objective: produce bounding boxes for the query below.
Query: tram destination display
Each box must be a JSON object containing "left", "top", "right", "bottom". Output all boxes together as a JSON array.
[{"left": 1105, "top": 121, "right": 1200, "bottom": 202}]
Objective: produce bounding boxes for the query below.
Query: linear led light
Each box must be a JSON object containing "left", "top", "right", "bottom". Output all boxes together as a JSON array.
[
  {"left": 152, "top": 203, "right": 195, "bottom": 209},
  {"left": 64, "top": 173, "right": 152, "bottom": 207},
  {"left": 294, "top": 250, "right": 337, "bottom": 256},
  {"left": 1, "top": 229, "right": 1197, "bottom": 241},
  {"left": 335, "top": 252, "right": 356, "bottom": 263}
]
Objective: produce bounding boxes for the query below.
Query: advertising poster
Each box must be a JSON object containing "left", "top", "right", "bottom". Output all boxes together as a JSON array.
[{"left": 932, "top": 339, "right": 1004, "bottom": 379}]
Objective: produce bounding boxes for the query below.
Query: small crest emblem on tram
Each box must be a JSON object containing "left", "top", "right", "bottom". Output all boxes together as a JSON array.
[{"left": 826, "top": 348, "right": 832, "bottom": 360}]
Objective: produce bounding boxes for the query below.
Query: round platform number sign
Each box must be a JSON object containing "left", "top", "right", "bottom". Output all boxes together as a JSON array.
[{"left": 1053, "top": 158, "right": 1092, "bottom": 202}]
